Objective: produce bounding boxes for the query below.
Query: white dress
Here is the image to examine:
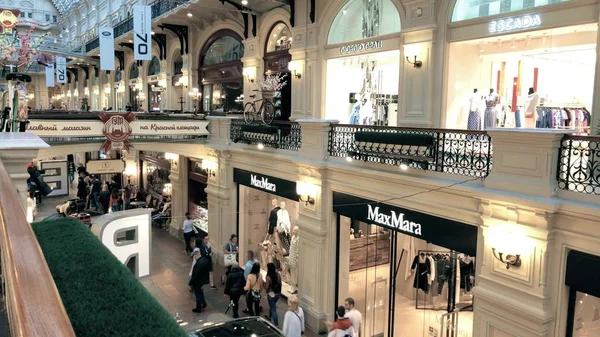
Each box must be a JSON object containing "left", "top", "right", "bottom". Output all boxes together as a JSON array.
[{"left": 277, "top": 208, "right": 291, "bottom": 233}]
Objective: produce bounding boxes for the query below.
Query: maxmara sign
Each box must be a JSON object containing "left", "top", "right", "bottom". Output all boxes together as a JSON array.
[
  {"left": 367, "top": 204, "right": 422, "bottom": 236},
  {"left": 27, "top": 119, "right": 210, "bottom": 137},
  {"left": 250, "top": 174, "right": 276, "bottom": 192},
  {"left": 233, "top": 168, "right": 299, "bottom": 201},
  {"left": 488, "top": 14, "right": 541, "bottom": 34}
]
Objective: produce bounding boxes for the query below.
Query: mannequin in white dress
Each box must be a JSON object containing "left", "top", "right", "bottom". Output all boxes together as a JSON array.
[
  {"left": 277, "top": 200, "right": 291, "bottom": 234},
  {"left": 287, "top": 226, "right": 300, "bottom": 294}
]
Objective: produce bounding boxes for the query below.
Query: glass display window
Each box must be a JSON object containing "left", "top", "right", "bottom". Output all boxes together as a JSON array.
[
  {"left": 202, "top": 36, "right": 244, "bottom": 66},
  {"left": 452, "top": 0, "right": 573, "bottom": 23},
  {"left": 266, "top": 22, "right": 292, "bottom": 53},
  {"left": 148, "top": 56, "right": 161, "bottom": 76},
  {"left": 570, "top": 291, "right": 600, "bottom": 337}
]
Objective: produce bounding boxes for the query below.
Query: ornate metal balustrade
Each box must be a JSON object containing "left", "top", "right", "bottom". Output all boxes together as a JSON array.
[
  {"left": 230, "top": 119, "right": 302, "bottom": 151},
  {"left": 557, "top": 135, "right": 600, "bottom": 194},
  {"left": 85, "top": 37, "right": 100, "bottom": 53},
  {"left": 328, "top": 124, "right": 492, "bottom": 178},
  {"left": 114, "top": 17, "right": 134, "bottom": 38}
]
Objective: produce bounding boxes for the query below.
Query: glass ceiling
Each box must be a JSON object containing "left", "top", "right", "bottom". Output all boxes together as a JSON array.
[{"left": 51, "top": 0, "right": 81, "bottom": 15}]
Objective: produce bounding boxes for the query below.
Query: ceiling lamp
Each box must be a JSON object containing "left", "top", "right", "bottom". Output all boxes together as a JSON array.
[
  {"left": 241, "top": 0, "right": 248, "bottom": 4},
  {"left": 187, "top": 12, "right": 192, "bottom": 17}
]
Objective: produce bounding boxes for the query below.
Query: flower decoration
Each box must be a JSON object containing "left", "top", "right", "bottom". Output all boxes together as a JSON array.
[
  {"left": 0, "top": 28, "right": 48, "bottom": 69},
  {"left": 35, "top": 52, "right": 55, "bottom": 66},
  {"left": 256, "top": 73, "right": 287, "bottom": 92}
]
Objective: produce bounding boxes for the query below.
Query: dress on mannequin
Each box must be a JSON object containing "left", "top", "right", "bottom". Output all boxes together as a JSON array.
[
  {"left": 467, "top": 90, "right": 482, "bottom": 130},
  {"left": 268, "top": 199, "right": 280, "bottom": 236},
  {"left": 359, "top": 98, "right": 372, "bottom": 125},
  {"left": 287, "top": 226, "right": 299, "bottom": 294},
  {"left": 277, "top": 201, "right": 291, "bottom": 250},
  {"left": 411, "top": 254, "right": 431, "bottom": 293},
  {"left": 484, "top": 90, "right": 498, "bottom": 129}
]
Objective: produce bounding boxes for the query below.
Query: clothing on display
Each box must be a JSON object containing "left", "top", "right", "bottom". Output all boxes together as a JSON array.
[
  {"left": 535, "top": 106, "right": 590, "bottom": 133},
  {"left": 459, "top": 256, "right": 474, "bottom": 292},
  {"left": 467, "top": 90, "right": 482, "bottom": 130},
  {"left": 524, "top": 92, "right": 540, "bottom": 119},
  {"left": 268, "top": 204, "right": 280, "bottom": 235},
  {"left": 484, "top": 92, "right": 498, "bottom": 129},
  {"left": 411, "top": 254, "right": 431, "bottom": 293}
]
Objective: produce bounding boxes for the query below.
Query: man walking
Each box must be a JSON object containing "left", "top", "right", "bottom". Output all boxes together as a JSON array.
[
  {"left": 344, "top": 298, "right": 362, "bottom": 337},
  {"left": 91, "top": 175, "right": 102, "bottom": 211},
  {"left": 189, "top": 248, "right": 210, "bottom": 313},
  {"left": 182, "top": 212, "right": 195, "bottom": 254}
]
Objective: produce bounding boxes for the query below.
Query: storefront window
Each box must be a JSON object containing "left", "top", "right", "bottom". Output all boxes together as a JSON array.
[
  {"left": 570, "top": 291, "right": 600, "bottom": 336},
  {"left": 115, "top": 69, "right": 122, "bottom": 82},
  {"left": 202, "top": 36, "right": 244, "bottom": 66},
  {"left": 148, "top": 56, "right": 160, "bottom": 76},
  {"left": 452, "top": 0, "right": 572, "bottom": 23},
  {"left": 444, "top": 22, "right": 596, "bottom": 131},
  {"left": 327, "top": 0, "right": 401, "bottom": 45},
  {"left": 266, "top": 23, "right": 292, "bottom": 53},
  {"left": 202, "top": 82, "right": 243, "bottom": 113},
  {"left": 130, "top": 63, "right": 139, "bottom": 79}
]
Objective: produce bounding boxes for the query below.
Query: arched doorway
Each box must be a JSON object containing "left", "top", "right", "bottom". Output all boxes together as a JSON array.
[
  {"left": 264, "top": 22, "right": 292, "bottom": 121},
  {"left": 114, "top": 67, "right": 124, "bottom": 111},
  {"left": 128, "top": 63, "right": 140, "bottom": 111},
  {"left": 198, "top": 30, "right": 244, "bottom": 115},
  {"left": 171, "top": 49, "right": 183, "bottom": 111},
  {"left": 147, "top": 56, "right": 161, "bottom": 112},
  {"left": 323, "top": 0, "right": 401, "bottom": 126}
]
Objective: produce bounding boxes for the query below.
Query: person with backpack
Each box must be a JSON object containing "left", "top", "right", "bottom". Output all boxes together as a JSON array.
[
  {"left": 224, "top": 260, "right": 246, "bottom": 318},
  {"left": 282, "top": 295, "right": 305, "bottom": 337},
  {"left": 243, "top": 262, "right": 263, "bottom": 316},
  {"left": 264, "top": 262, "right": 282, "bottom": 326}
]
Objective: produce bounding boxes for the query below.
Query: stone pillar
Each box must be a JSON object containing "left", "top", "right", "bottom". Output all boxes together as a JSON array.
[
  {"left": 289, "top": 24, "right": 318, "bottom": 120},
  {"left": 181, "top": 54, "right": 191, "bottom": 111},
  {"left": 206, "top": 116, "right": 233, "bottom": 146},
  {"left": 242, "top": 37, "right": 260, "bottom": 106},
  {"left": 484, "top": 129, "right": 572, "bottom": 198},
  {"left": 168, "top": 155, "right": 185, "bottom": 237},
  {"left": 0, "top": 133, "right": 49, "bottom": 209}
]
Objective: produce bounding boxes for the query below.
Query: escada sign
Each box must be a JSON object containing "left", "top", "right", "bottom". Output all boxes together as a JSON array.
[
  {"left": 250, "top": 174, "right": 276, "bottom": 192},
  {"left": 367, "top": 204, "right": 422, "bottom": 235},
  {"left": 489, "top": 14, "right": 541, "bottom": 34}
]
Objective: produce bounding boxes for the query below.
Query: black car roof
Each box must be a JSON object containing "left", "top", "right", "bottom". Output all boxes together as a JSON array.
[{"left": 191, "top": 317, "right": 284, "bottom": 337}]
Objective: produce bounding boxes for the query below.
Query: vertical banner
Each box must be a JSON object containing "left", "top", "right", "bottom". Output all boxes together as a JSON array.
[
  {"left": 133, "top": 4, "right": 151, "bottom": 60},
  {"left": 56, "top": 56, "right": 67, "bottom": 84},
  {"left": 99, "top": 27, "right": 115, "bottom": 70},
  {"left": 45, "top": 63, "right": 55, "bottom": 87}
]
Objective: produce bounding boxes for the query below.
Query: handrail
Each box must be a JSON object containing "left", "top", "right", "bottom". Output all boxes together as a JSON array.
[{"left": 0, "top": 160, "right": 76, "bottom": 337}]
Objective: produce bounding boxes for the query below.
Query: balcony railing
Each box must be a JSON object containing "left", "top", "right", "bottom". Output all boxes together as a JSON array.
[
  {"left": 0, "top": 159, "right": 76, "bottom": 336},
  {"left": 230, "top": 119, "right": 302, "bottom": 151},
  {"left": 85, "top": 37, "right": 100, "bottom": 53},
  {"left": 557, "top": 135, "right": 600, "bottom": 194},
  {"left": 328, "top": 124, "right": 492, "bottom": 178}
]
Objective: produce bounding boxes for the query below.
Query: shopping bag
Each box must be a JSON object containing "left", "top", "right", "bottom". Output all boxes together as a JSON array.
[{"left": 223, "top": 253, "right": 236, "bottom": 267}]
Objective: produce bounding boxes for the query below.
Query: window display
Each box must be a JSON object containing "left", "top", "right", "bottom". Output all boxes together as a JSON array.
[{"left": 445, "top": 23, "right": 596, "bottom": 131}]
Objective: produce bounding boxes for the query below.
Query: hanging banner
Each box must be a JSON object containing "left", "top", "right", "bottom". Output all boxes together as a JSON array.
[
  {"left": 133, "top": 4, "right": 151, "bottom": 61},
  {"left": 99, "top": 112, "right": 136, "bottom": 151},
  {"left": 56, "top": 56, "right": 67, "bottom": 84},
  {"left": 99, "top": 27, "right": 115, "bottom": 70},
  {"left": 45, "top": 63, "right": 55, "bottom": 87}
]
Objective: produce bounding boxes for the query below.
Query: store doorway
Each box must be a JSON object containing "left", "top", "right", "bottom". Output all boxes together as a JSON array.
[
  {"left": 445, "top": 23, "right": 596, "bottom": 132},
  {"left": 336, "top": 215, "right": 474, "bottom": 337}
]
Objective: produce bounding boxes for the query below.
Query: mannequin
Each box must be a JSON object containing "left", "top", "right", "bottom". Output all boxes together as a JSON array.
[
  {"left": 525, "top": 87, "right": 539, "bottom": 128},
  {"left": 287, "top": 226, "right": 299, "bottom": 294},
  {"left": 467, "top": 88, "right": 482, "bottom": 130},
  {"left": 484, "top": 89, "right": 498, "bottom": 129},
  {"left": 349, "top": 94, "right": 361, "bottom": 125},
  {"left": 277, "top": 200, "right": 292, "bottom": 251},
  {"left": 268, "top": 199, "right": 280, "bottom": 236}
]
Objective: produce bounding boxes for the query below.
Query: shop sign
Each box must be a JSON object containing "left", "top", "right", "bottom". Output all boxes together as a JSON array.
[
  {"left": 233, "top": 168, "right": 298, "bottom": 201},
  {"left": 27, "top": 119, "right": 210, "bottom": 137},
  {"left": 99, "top": 112, "right": 135, "bottom": 151},
  {"left": 367, "top": 204, "right": 422, "bottom": 235},
  {"left": 250, "top": 174, "right": 276, "bottom": 192},
  {"left": 149, "top": 76, "right": 159, "bottom": 82},
  {"left": 340, "top": 40, "right": 383, "bottom": 55},
  {"left": 86, "top": 159, "right": 125, "bottom": 174},
  {"left": 488, "top": 14, "right": 541, "bottom": 34}
]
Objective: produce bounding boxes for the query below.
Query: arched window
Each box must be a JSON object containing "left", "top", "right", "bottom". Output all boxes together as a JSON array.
[
  {"left": 129, "top": 63, "right": 138, "bottom": 79},
  {"left": 115, "top": 68, "right": 122, "bottom": 82},
  {"left": 148, "top": 56, "right": 160, "bottom": 76},
  {"left": 328, "top": 0, "right": 401, "bottom": 45},
  {"left": 173, "top": 50, "right": 183, "bottom": 75},
  {"left": 451, "top": 0, "right": 572, "bottom": 22},
  {"left": 202, "top": 35, "right": 244, "bottom": 66},
  {"left": 266, "top": 22, "right": 292, "bottom": 53}
]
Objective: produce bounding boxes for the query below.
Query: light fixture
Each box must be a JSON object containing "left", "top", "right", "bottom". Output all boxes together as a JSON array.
[
  {"left": 488, "top": 225, "right": 527, "bottom": 270},
  {"left": 345, "top": 156, "right": 353, "bottom": 162},
  {"left": 128, "top": 39, "right": 133, "bottom": 43},
  {"left": 124, "top": 165, "right": 137, "bottom": 184},
  {"left": 257, "top": 143, "right": 264, "bottom": 150},
  {"left": 162, "top": 183, "right": 173, "bottom": 195},
  {"left": 104, "top": 86, "right": 111, "bottom": 94},
  {"left": 405, "top": 55, "right": 422, "bottom": 68},
  {"left": 241, "top": 0, "right": 248, "bottom": 4},
  {"left": 296, "top": 181, "right": 317, "bottom": 206},
  {"left": 288, "top": 61, "right": 301, "bottom": 79},
  {"left": 151, "top": 31, "right": 155, "bottom": 35},
  {"left": 201, "top": 160, "right": 217, "bottom": 177},
  {"left": 187, "top": 12, "right": 192, "bottom": 17},
  {"left": 165, "top": 152, "right": 178, "bottom": 163},
  {"left": 399, "top": 159, "right": 412, "bottom": 170},
  {"left": 242, "top": 66, "right": 256, "bottom": 83}
]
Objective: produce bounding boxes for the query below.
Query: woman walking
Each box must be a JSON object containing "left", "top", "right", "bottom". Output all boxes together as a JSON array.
[
  {"left": 222, "top": 234, "right": 239, "bottom": 284},
  {"left": 224, "top": 260, "right": 245, "bottom": 318},
  {"left": 264, "top": 262, "right": 282, "bottom": 326},
  {"left": 282, "top": 295, "right": 305, "bottom": 337},
  {"left": 99, "top": 184, "right": 111, "bottom": 214},
  {"left": 243, "top": 262, "right": 264, "bottom": 316},
  {"left": 203, "top": 236, "right": 217, "bottom": 289}
]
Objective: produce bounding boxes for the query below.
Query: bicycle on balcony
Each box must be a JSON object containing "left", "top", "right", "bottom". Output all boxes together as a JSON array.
[{"left": 243, "top": 90, "right": 275, "bottom": 125}]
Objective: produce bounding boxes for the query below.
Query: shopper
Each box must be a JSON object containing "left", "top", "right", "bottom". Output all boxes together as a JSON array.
[
  {"left": 264, "top": 262, "right": 282, "bottom": 326},
  {"left": 189, "top": 248, "right": 210, "bottom": 313},
  {"left": 189, "top": 238, "right": 203, "bottom": 292},
  {"left": 182, "top": 212, "right": 194, "bottom": 254},
  {"left": 203, "top": 236, "right": 217, "bottom": 289},
  {"left": 242, "top": 250, "right": 258, "bottom": 314},
  {"left": 224, "top": 260, "right": 245, "bottom": 318},
  {"left": 325, "top": 306, "right": 354, "bottom": 337},
  {"left": 109, "top": 188, "right": 120, "bottom": 213},
  {"left": 222, "top": 234, "right": 239, "bottom": 284},
  {"left": 91, "top": 175, "right": 102, "bottom": 211},
  {"left": 151, "top": 197, "right": 171, "bottom": 227},
  {"left": 77, "top": 176, "right": 88, "bottom": 201},
  {"left": 282, "top": 295, "right": 305, "bottom": 337},
  {"left": 243, "top": 262, "right": 263, "bottom": 316},
  {"left": 99, "top": 184, "right": 111, "bottom": 214},
  {"left": 344, "top": 298, "right": 362, "bottom": 337}
]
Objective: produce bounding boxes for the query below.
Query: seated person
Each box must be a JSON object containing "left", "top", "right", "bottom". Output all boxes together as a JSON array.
[
  {"left": 151, "top": 198, "right": 171, "bottom": 227},
  {"left": 326, "top": 306, "right": 355, "bottom": 337}
]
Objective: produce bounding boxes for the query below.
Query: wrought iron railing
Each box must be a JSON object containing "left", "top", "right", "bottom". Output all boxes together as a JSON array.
[
  {"left": 557, "top": 135, "right": 600, "bottom": 194},
  {"left": 85, "top": 37, "right": 100, "bottom": 53},
  {"left": 114, "top": 17, "right": 134, "bottom": 38},
  {"left": 328, "top": 124, "right": 492, "bottom": 178},
  {"left": 230, "top": 119, "right": 302, "bottom": 151}
]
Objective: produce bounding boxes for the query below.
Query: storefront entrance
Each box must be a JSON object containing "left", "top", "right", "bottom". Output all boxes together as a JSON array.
[
  {"left": 565, "top": 250, "right": 600, "bottom": 337},
  {"left": 234, "top": 168, "right": 300, "bottom": 297},
  {"left": 333, "top": 192, "right": 478, "bottom": 337}
]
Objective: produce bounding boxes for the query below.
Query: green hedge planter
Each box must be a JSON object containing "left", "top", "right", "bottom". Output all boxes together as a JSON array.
[
  {"left": 32, "top": 218, "right": 188, "bottom": 337},
  {"left": 355, "top": 131, "right": 435, "bottom": 146}
]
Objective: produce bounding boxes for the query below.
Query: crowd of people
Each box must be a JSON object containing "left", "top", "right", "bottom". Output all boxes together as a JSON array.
[{"left": 183, "top": 229, "right": 363, "bottom": 337}]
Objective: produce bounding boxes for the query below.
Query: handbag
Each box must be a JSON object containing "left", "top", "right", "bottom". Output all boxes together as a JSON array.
[
  {"left": 224, "top": 253, "right": 236, "bottom": 267},
  {"left": 292, "top": 310, "right": 304, "bottom": 335}
]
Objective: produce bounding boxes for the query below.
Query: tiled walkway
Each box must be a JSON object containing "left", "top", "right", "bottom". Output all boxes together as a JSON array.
[{"left": 35, "top": 193, "right": 322, "bottom": 335}]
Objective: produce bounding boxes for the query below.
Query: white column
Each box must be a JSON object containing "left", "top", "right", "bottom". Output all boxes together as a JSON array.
[
  {"left": 168, "top": 155, "right": 185, "bottom": 236},
  {"left": 242, "top": 37, "right": 260, "bottom": 106}
]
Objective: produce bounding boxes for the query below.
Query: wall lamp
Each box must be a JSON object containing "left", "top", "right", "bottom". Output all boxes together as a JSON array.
[
  {"left": 242, "top": 66, "right": 256, "bottom": 83},
  {"left": 165, "top": 152, "right": 178, "bottom": 163},
  {"left": 288, "top": 61, "right": 301, "bottom": 79},
  {"left": 406, "top": 55, "right": 422, "bottom": 68},
  {"left": 296, "top": 181, "right": 317, "bottom": 206},
  {"left": 488, "top": 225, "right": 527, "bottom": 270},
  {"left": 201, "top": 160, "right": 217, "bottom": 178}
]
